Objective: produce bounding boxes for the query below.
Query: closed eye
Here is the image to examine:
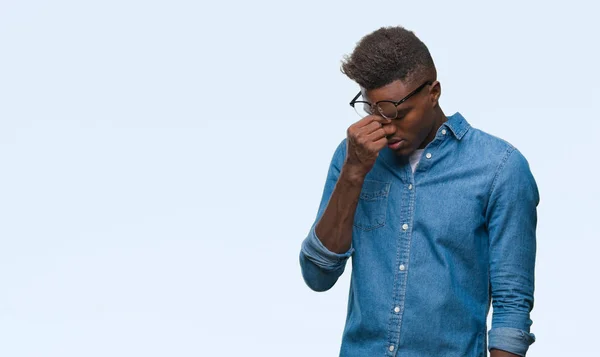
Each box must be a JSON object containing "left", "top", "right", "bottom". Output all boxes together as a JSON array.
[{"left": 395, "top": 108, "right": 411, "bottom": 119}]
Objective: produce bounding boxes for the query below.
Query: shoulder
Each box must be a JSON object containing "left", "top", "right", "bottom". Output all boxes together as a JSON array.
[
  {"left": 465, "top": 127, "right": 534, "bottom": 170},
  {"left": 466, "top": 127, "right": 514, "bottom": 155},
  {"left": 468, "top": 128, "right": 532, "bottom": 171},
  {"left": 461, "top": 126, "right": 537, "bottom": 200},
  {"left": 467, "top": 130, "right": 539, "bottom": 203}
]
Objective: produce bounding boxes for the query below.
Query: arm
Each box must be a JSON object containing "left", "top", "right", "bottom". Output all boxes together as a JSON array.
[
  {"left": 491, "top": 349, "right": 521, "bottom": 357},
  {"left": 299, "top": 141, "right": 359, "bottom": 292},
  {"left": 300, "top": 115, "right": 394, "bottom": 292},
  {"left": 314, "top": 161, "right": 367, "bottom": 254},
  {"left": 486, "top": 148, "right": 539, "bottom": 356}
]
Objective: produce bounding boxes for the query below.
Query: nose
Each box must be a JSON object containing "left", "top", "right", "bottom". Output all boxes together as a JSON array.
[{"left": 382, "top": 122, "right": 397, "bottom": 136}]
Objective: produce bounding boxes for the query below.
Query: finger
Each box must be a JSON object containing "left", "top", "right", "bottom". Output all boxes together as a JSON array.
[
  {"left": 355, "top": 114, "right": 390, "bottom": 128},
  {"left": 371, "top": 136, "right": 389, "bottom": 152},
  {"left": 372, "top": 116, "right": 392, "bottom": 126},
  {"left": 362, "top": 120, "right": 396, "bottom": 138},
  {"left": 353, "top": 116, "right": 378, "bottom": 131},
  {"left": 366, "top": 127, "right": 388, "bottom": 142},
  {"left": 359, "top": 120, "right": 383, "bottom": 135},
  {"left": 349, "top": 121, "right": 379, "bottom": 140}
]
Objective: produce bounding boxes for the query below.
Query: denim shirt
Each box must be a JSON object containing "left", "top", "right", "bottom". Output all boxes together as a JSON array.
[{"left": 299, "top": 113, "right": 538, "bottom": 357}]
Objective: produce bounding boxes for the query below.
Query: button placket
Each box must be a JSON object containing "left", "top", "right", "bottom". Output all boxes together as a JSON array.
[{"left": 387, "top": 167, "right": 414, "bottom": 356}]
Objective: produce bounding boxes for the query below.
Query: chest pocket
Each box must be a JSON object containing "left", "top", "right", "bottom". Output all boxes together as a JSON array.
[{"left": 353, "top": 180, "right": 391, "bottom": 231}]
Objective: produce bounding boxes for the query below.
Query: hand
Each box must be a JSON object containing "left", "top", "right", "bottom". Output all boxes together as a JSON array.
[{"left": 343, "top": 115, "right": 396, "bottom": 177}]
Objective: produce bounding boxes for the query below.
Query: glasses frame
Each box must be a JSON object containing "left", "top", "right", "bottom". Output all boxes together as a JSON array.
[{"left": 349, "top": 80, "right": 434, "bottom": 119}]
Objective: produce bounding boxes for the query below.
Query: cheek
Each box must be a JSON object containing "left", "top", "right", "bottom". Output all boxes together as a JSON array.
[{"left": 401, "top": 112, "right": 427, "bottom": 137}]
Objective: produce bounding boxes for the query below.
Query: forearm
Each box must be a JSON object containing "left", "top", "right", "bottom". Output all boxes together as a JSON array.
[
  {"left": 490, "top": 349, "right": 521, "bottom": 357},
  {"left": 314, "top": 165, "right": 364, "bottom": 254}
]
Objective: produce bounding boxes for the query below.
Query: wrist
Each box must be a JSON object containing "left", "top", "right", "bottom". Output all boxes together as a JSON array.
[{"left": 340, "top": 164, "right": 368, "bottom": 185}]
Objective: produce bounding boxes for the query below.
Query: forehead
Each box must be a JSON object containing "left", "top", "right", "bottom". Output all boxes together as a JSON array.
[{"left": 361, "top": 79, "right": 413, "bottom": 103}]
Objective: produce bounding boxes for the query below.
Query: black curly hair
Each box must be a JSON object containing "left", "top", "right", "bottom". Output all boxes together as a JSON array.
[{"left": 341, "top": 26, "right": 436, "bottom": 90}]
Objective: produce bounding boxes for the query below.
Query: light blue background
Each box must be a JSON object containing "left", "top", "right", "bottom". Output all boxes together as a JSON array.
[{"left": 1, "top": 1, "right": 598, "bottom": 356}]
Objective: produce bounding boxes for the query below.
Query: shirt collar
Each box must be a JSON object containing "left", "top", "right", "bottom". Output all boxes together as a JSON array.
[{"left": 443, "top": 112, "right": 470, "bottom": 140}]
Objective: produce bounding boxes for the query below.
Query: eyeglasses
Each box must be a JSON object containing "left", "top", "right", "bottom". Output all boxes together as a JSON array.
[{"left": 349, "top": 80, "right": 433, "bottom": 119}]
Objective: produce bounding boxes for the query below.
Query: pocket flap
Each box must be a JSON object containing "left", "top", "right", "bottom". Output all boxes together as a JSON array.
[{"left": 359, "top": 180, "right": 391, "bottom": 201}]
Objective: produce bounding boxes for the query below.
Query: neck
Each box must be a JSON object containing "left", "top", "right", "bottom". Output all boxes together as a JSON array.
[{"left": 419, "top": 106, "right": 447, "bottom": 149}]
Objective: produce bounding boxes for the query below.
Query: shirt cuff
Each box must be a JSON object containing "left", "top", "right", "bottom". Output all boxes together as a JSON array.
[
  {"left": 488, "top": 327, "right": 536, "bottom": 356},
  {"left": 300, "top": 225, "right": 353, "bottom": 271}
]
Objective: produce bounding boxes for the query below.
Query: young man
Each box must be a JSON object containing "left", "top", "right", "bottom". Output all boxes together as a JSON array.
[{"left": 299, "top": 26, "right": 538, "bottom": 357}]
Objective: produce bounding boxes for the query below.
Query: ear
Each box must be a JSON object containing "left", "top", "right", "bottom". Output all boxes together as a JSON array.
[{"left": 429, "top": 81, "right": 441, "bottom": 106}]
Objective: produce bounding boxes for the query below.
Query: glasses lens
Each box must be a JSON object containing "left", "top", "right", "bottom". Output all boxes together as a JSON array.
[
  {"left": 376, "top": 102, "right": 397, "bottom": 119},
  {"left": 353, "top": 102, "right": 372, "bottom": 118}
]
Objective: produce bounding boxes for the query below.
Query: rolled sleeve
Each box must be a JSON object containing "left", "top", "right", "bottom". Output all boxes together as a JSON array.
[
  {"left": 486, "top": 147, "right": 539, "bottom": 356},
  {"left": 300, "top": 224, "right": 353, "bottom": 292},
  {"left": 489, "top": 327, "right": 536, "bottom": 357},
  {"left": 301, "top": 224, "right": 354, "bottom": 271}
]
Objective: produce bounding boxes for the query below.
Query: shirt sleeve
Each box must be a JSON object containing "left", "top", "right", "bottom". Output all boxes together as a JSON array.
[
  {"left": 486, "top": 147, "right": 539, "bottom": 356},
  {"left": 299, "top": 139, "right": 354, "bottom": 292}
]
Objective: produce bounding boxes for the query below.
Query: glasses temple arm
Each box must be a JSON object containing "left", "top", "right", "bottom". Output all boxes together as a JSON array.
[{"left": 349, "top": 91, "right": 362, "bottom": 106}]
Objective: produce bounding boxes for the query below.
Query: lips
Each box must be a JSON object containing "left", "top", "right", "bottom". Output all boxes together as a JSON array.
[{"left": 387, "top": 139, "right": 404, "bottom": 150}]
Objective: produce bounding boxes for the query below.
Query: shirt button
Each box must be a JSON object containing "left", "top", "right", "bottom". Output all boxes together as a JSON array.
[
  {"left": 442, "top": 129, "right": 447, "bottom": 135},
  {"left": 402, "top": 224, "right": 408, "bottom": 230},
  {"left": 408, "top": 184, "right": 413, "bottom": 190},
  {"left": 394, "top": 306, "right": 400, "bottom": 313},
  {"left": 389, "top": 345, "right": 395, "bottom": 352},
  {"left": 399, "top": 264, "right": 406, "bottom": 271},
  {"left": 425, "top": 153, "right": 432, "bottom": 159}
]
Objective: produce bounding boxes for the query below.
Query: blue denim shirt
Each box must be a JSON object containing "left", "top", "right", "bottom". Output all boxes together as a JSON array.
[{"left": 300, "top": 113, "right": 538, "bottom": 357}]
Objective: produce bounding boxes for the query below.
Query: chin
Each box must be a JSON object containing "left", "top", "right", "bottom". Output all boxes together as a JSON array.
[{"left": 393, "top": 147, "right": 413, "bottom": 157}]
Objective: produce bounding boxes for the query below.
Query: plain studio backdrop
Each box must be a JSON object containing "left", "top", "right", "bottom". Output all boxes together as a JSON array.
[{"left": 1, "top": 1, "right": 598, "bottom": 356}]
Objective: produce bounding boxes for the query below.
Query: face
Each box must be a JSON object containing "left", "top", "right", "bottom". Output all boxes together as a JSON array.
[{"left": 362, "top": 79, "right": 442, "bottom": 156}]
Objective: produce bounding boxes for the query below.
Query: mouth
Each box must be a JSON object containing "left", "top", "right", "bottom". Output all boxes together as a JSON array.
[{"left": 387, "top": 139, "right": 405, "bottom": 150}]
